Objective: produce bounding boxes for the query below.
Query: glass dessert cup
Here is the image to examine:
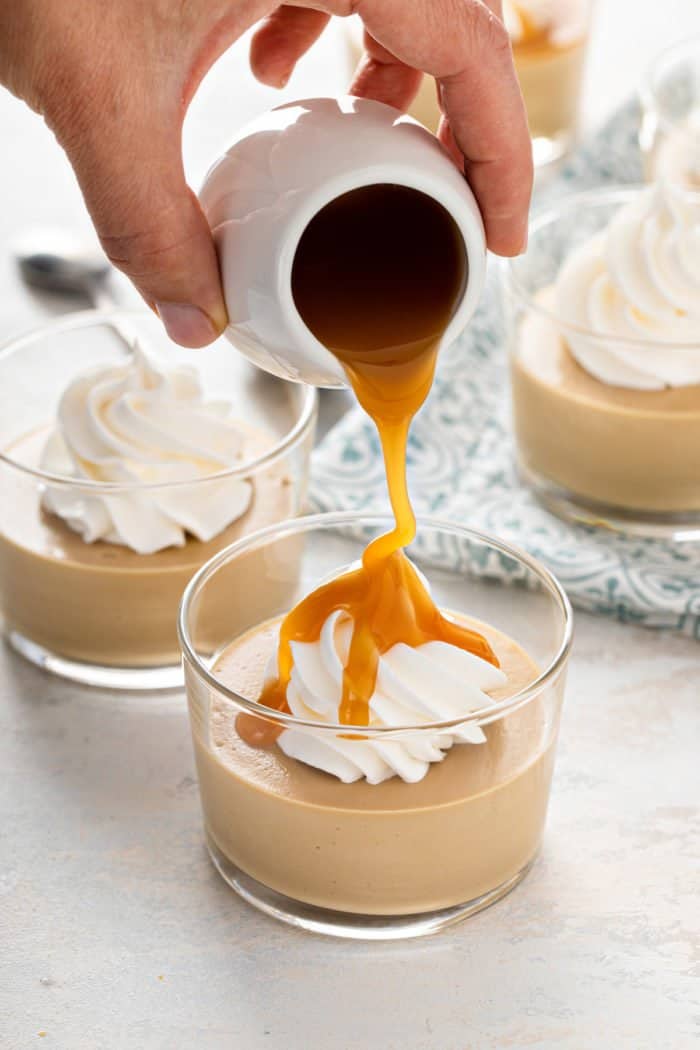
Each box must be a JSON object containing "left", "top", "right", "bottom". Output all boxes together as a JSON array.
[
  {"left": 640, "top": 37, "right": 700, "bottom": 184},
  {"left": 0, "top": 311, "right": 316, "bottom": 690},
  {"left": 179, "top": 513, "right": 572, "bottom": 940},
  {"left": 507, "top": 0, "right": 593, "bottom": 170},
  {"left": 504, "top": 187, "right": 700, "bottom": 541}
]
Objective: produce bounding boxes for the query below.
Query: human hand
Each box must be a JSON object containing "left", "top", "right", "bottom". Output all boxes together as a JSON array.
[{"left": 0, "top": 1, "right": 531, "bottom": 348}]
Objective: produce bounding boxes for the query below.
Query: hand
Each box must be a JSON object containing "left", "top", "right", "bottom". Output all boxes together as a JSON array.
[{"left": 0, "top": 1, "right": 532, "bottom": 348}]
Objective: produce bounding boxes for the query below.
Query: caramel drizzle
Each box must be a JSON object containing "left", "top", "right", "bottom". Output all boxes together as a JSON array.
[
  {"left": 238, "top": 186, "right": 498, "bottom": 745},
  {"left": 513, "top": 5, "right": 550, "bottom": 49}
]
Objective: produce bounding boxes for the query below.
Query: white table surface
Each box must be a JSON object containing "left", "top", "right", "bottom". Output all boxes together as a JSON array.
[{"left": 2, "top": 6, "right": 699, "bottom": 1048}]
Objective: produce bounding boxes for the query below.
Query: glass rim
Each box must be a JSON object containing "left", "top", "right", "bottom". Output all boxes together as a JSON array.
[
  {"left": 503, "top": 184, "right": 700, "bottom": 352},
  {"left": 177, "top": 511, "right": 574, "bottom": 736},
  {"left": 640, "top": 34, "right": 700, "bottom": 133},
  {"left": 0, "top": 308, "right": 318, "bottom": 493}
]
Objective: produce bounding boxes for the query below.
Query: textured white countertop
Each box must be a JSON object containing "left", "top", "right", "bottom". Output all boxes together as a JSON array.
[{"left": 1, "top": 6, "right": 699, "bottom": 1048}]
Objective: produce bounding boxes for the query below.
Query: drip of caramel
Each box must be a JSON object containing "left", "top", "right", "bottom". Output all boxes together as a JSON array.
[{"left": 244, "top": 185, "right": 497, "bottom": 742}]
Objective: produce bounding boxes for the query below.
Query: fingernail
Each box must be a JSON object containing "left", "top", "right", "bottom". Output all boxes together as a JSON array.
[{"left": 155, "top": 302, "right": 221, "bottom": 348}]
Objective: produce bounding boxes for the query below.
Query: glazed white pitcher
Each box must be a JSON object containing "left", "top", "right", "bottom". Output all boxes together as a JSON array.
[{"left": 199, "top": 96, "right": 487, "bottom": 388}]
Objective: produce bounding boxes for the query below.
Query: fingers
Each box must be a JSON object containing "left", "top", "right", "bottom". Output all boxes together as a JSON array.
[
  {"left": 349, "top": 31, "right": 424, "bottom": 112},
  {"left": 250, "top": 5, "right": 330, "bottom": 87},
  {"left": 58, "top": 109, "right": 227, "bottom": 347},
  {"left": 358, "top": 0, "right": 532, "bottom": 255}
]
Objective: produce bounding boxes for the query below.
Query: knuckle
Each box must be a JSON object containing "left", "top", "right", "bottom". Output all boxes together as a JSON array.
[
  {"left": 99, "top": 219, "right": 199, "bottom": 282},
  {"left": 468, "top": 1, "right": 511, "bottom": 58}
]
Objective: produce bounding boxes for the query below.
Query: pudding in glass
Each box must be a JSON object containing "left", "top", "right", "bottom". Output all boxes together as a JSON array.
[
  {"left": 506, "top": 0, "right": 591, "bottom": 167},
  {"left": 180, "top": 183, "right": 571, "bottom": 936},
  {"left": 0, "top": 312, "right": 316, "bottom": 688},
  {"left": 193, "top": 602, "right": 560, "bottom": 917},
  {"left": 507, "top": 185, "right": 700, "bottom": 535}
]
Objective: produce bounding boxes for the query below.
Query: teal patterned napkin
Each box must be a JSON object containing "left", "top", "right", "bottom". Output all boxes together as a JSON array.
[{"left": 309, "top": 102, "right": 700, "bottom": 638}]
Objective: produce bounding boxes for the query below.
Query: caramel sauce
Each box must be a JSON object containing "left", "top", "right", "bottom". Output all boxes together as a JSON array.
[
  {"left": 239, "top": 185, "right": 497, "bottom": 745},
  {"left": 510, "top": 4, "right": 577, "bottom": 57},
  {"left": 511, "top": 6, "right": 552, "bottom": 52}
]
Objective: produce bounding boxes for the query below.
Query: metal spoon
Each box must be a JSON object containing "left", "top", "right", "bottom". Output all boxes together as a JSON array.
[
  {"left": 14, "top": 229, "right": 117, "bottom": 309},
  {"left": 13, "top": 229, "right": 142, "bottom": 349}
]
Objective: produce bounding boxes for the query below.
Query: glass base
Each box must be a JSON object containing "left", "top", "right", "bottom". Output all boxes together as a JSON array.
[
  {"left": 6, "top": 630, "right": 184, "bottom": 691},
  {"left": 520, "top": 462, "right": 700, "bottom": 542},
  {"left": 206, "top": 832, "right": 535, "bottom": 941}
]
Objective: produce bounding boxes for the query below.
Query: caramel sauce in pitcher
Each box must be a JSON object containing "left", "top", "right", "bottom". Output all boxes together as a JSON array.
[{"left": 241, "top": 185, "right": 497, "bottom": 745}]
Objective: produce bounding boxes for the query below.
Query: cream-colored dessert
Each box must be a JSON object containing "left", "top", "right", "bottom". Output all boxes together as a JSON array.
[
  {"left": 512, "top": 183, "right": 700, "bottom": 513},
  {"left": 0, "top": 349, "right": 298, "bottom": 668},
  {"left": 191, "top": 613, "right": 551, "bottom": 915},
  {"left": 506, "top": 1, "right": 589, "bottom": 147}
]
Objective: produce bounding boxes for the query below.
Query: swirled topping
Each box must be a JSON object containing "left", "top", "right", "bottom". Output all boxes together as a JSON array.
[
  {"left": 41, "top": 345, "right": 256, "bottom": 554},
  {"left": 273, "top": 608, "right": 506, "bottom": 785},
  {"left": 556, "top": 183, "right": 700, "bottom": 389}
]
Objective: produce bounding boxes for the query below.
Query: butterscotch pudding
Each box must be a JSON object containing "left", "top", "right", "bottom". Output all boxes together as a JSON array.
[
  {"left": 0, "top": 312, "right": 316, "bottom": 688},
  {"left": 181, "top": 516, "right": 570, "bottom": 935},
  {"left": 505, "top": 1, "right": 591, "bottom": 166},
  {"left": 181, "top": 184, "right": 571, "bottom": 937},
  {"left": 195, "top": 602, "right": 558, "bottom": 916},
  {"left": 507, "top": 186, "right": 700, "bottom": 535}
]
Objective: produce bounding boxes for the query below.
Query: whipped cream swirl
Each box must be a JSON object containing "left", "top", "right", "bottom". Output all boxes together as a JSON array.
[
  {"left": 41, "top": 345, "right": 255, "bottom": 554},
  {"left": 273, "top": 608, "right": 507, "bottom": 785},
  {"left": 556, "top": 183, "right": 700, "bottom": 389}
]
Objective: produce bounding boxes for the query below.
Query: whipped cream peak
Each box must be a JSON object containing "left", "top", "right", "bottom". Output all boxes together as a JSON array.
[
  {"left": 272, "top": 606, "right": 507, "bottom": 785},
  {"left": 555, "top": 183, "right": 700, "bottom": 389},
  {"left": 41, "top": 344, "right": 259, "bottom": 553}
]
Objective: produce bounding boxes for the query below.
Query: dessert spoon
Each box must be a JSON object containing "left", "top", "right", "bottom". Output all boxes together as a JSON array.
[
  {"left": 14, "top": 228, "right": 117, "bottom": 309},
  {"left": 14, "top": 228, "right": 143, "bottom": 349}
]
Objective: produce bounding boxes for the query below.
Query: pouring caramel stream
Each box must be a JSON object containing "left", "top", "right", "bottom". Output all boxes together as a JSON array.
[{"left": 252, "top": 185, "right": 497, "bottom": 735}]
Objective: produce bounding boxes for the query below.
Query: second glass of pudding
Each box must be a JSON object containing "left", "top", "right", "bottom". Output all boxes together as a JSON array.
[
  {"left": 180, "top": 513, "right": 571, "bottom": 940},
  {"left": 505, "top": 186, "right": 700, "bottom": 539},
  {"left": 0, "top": 311, "right": 316, "bottom": 689},
  {"left": 506, "top": 0, "right": 592, "bottom": 169}
]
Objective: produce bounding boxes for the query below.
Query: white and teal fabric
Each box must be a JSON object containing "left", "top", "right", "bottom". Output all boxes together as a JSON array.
[{"left": 310, "top": 102, "right": 700, "bottom": 637}]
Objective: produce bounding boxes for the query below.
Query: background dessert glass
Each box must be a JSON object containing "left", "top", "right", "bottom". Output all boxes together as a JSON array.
[
  {"left": 640, "top": 36, "right": 700, "bottom": 183},
  {"left": 179, "top": 512, "right": 572, "bottom": 940},
  {"left": 343, "top": 1, "right": 593, "bottom": 170},
  {"left": 0, "top": 311, "right": 316, "bottom": 690},
  {"left": 504, "top": 187, "right": 700, "bottom": 540},
  {"left": 508, "top": 0, "right": 593, "bottom": 169}
]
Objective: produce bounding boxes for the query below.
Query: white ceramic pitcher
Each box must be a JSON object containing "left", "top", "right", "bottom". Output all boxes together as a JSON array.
[{"left": 199, "top": 96, "right": 487, "bottom": 387}]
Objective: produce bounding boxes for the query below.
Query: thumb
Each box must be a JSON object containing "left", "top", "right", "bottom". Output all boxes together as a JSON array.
[{"left": 57, "top": 113, "right": 227, "bottom": 348}]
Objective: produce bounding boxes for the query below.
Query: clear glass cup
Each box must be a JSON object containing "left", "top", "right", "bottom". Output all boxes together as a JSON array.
[
  {"left": 343, "top": 1, "right": 592, "bottom": 170},
  {"left": 0, "top": 311, "right": 317, "bottom": 690},
  {"left": 508, "top": 0, "right": 593, "bottom": 169},
  {"left": 640, "top": 36, "right": 700, "bottom": 185},
  {"left": 179, "top": 512, "right": 572, "bottom": 941},
  {"left": 504, "top": 187, "right": 700, "bottom": 541}
]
